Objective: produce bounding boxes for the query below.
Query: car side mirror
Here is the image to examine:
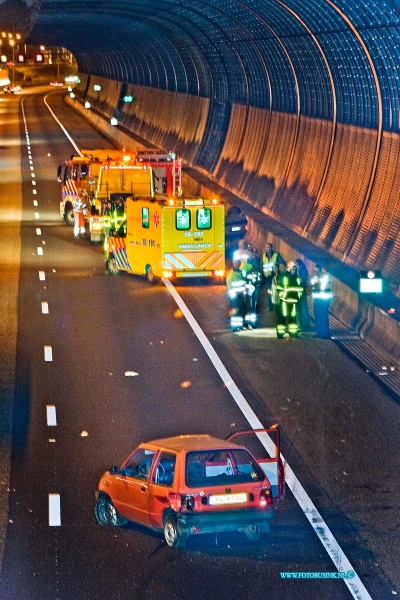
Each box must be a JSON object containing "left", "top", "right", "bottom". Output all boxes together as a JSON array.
[{"left": 108, "top": 466, "right": 121, "bottom": 475}]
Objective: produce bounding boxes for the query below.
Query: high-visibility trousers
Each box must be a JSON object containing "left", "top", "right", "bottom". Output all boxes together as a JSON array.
[
  {"left": 244, "top": 285, "right": 260, "bottom": 325},
  {"left": 74, "top": 211, "right": 85, "bottom": 236},
  {"left": 276, "top": 300, "right": 298, "bottom": 336},
  {"left": 229, "top": 293, "right": 245, "bottom": 330}
]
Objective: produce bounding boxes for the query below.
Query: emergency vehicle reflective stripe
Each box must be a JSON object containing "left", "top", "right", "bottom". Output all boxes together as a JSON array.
[
  {"left": 196, "top": 251, "right": 222, "bottom": 269},
  {"left": 110, "top": 237, "right": 132, "bottom": 271},
  {"left": 62, "top": 178, "right": 79, "bottom": 199},
  {"left": 164, "top": 251, "right": 224, "bottom": 271},
  {"left": 164, "top": 253, "right": 196, "bottom": 269}
]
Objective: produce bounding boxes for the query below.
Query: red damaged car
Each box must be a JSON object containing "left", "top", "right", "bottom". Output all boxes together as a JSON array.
[{"left": 95, "top": 427, "right": 284, "bottom": 548}]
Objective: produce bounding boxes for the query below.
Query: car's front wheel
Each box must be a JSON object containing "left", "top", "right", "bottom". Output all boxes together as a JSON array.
[
  {"left": 94, "top": 496, "right": 127, "bottom": 527},
  {"left": 106, "top": 256, "right": 119, "bottom": 274},
  {"left": 244, "top": 524, "right": 264, "bottom": 542},
  {"left": 164, "top": 515, "right": 187, "bottom": 549}
]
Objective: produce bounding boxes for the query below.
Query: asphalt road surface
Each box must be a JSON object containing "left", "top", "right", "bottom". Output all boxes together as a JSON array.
[{"left": 0, "top": 88, "right": 399, "bottom": 600}]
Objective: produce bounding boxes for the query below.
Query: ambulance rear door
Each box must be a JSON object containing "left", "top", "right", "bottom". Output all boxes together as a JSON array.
[{"left": 162, "top": 201, "right": 225, "bottom": 278}]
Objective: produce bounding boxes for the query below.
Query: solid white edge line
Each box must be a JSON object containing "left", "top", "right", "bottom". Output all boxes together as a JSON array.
[
  {"left": 48, "top": 494, "right": 61, "bottom": 526},
  {"left": 46, "top": 405, "right": 57, "bottom": 426},
  {"left": 43, "top": 94, "right": 83, "bottom": 157},
  {"left": 163, "top": 278, "right": 372, "bottom": 600}
]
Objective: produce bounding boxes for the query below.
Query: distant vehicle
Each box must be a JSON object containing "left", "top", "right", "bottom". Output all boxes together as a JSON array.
[
  {"left": 3, "top": 85, "right": 21, "bottom": 94},
  {"left": 225, "top": 206, "right": 248, "bottom": 241},
  {"left": 58, "top": 149, "right": 182, "bottom": 243},
  {"left": 50, "top": 81, "right": 64, "bottom": 87},
  {"left": 95, "top": 427, "right": 284, "bottom": 548}
]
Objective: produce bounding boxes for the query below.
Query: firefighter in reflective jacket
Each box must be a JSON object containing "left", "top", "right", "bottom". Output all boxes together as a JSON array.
[
  {"left": 276, "top": 261, "right": 303, "bottom": 338},
  {"left": 310, "top": 264, "right": 333, "bottom": 339},
  {"left": 241, "top": 251, "right": 262, "bottom": 328},
  {"left": 226, "top": 260, "right": 246, "bottom": 331},
  {"left": 73, "top": 196, "right": 87, "bottom": 238}
]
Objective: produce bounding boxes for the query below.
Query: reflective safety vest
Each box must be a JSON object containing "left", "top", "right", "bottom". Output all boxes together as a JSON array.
[
  {"left": 73, "top": 197, "right": 86, "bottom": 213},
  {"left": 226, "top": 269, "right": 246, "bottom": 298},
  {"left": 310, "top": 273, "right": 333, "bottom": 300},
  {"left": 276, "top": 273, "right": 303, "bottom": 303},
  {"left": 262, "top": 251, "right": 279, "bottom": 277}
]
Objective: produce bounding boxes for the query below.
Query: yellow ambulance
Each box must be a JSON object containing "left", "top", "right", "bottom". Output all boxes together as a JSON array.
[{"left": 105, "top": 196, "right": 225, "bottom": 282}]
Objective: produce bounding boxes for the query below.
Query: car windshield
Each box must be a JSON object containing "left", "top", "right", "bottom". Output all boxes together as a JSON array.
[{"left": 185, "top": 448, "right": 263, "bottom": 487}]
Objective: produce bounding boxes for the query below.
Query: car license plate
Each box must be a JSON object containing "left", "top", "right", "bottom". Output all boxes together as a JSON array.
[{"left": 209, "top": 492, "right": 247, "bottom": 506}]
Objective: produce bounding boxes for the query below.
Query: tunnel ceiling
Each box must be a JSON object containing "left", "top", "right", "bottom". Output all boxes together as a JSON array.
[{"left": 25, "top": 0, "right": 400, "bottom": 132}]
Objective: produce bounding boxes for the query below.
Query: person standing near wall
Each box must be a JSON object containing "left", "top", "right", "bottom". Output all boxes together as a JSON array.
[
  {"left": 226, "top": 260, "right": 246, "bottom": 331},
  {"left": 295, "top": 258, "right": 310, "bottom": 330},
  {"left": 310, "top": 264, "right": 333, "bottom": 339}
]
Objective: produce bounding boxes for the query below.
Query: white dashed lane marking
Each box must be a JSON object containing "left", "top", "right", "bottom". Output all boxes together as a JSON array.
[
  {"left": 36, "top": 228, "right": 41, "bottom": 235},
  {"left": 48, "top": 494, "right": 61, "bottom": 526},
  {"left": 46, "top": 405, "right": 57, "bottom": 426},
  {"left": 44, "top": 346, "right": 53, "bottom": 362},
  {"left": 33, "top": 200, "right": 38, "bottom": 206},
  {"left": 41, "top": 302, "right": 49, "bottom": 314},
  {"left": 39, "top": 271, "right": 45, "bottom": 281},
  {"left": 37, "top": 247, "right": 43, "bottom": 256}
]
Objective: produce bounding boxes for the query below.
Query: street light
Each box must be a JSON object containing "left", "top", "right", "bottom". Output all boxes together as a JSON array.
[
  {"left": 9, "top": 39, "right": 15, "bottom": 84},
  {"left": 1, "top": 28, "right": 21, "bottom": 85}
]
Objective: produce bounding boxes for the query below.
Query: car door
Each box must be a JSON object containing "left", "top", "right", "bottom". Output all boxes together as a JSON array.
[
  {"left": 147, "top": 452, "right": 177, "bottom": 528},
  {"left": 112, "top": 447, "right": 156, "bottom": 525}
]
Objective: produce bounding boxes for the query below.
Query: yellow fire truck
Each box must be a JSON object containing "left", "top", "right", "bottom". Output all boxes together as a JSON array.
[
  {"left": 58, "top": 149, "right": 181, "bottom": 242},
  {"left": 105, "top": 196, "right": 225, "bottom": 282}
]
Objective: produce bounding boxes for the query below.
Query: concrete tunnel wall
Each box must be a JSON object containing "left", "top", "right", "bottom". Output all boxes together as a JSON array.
[{"left": 73, "top": 70, "right": 400, "bottom": 301}]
